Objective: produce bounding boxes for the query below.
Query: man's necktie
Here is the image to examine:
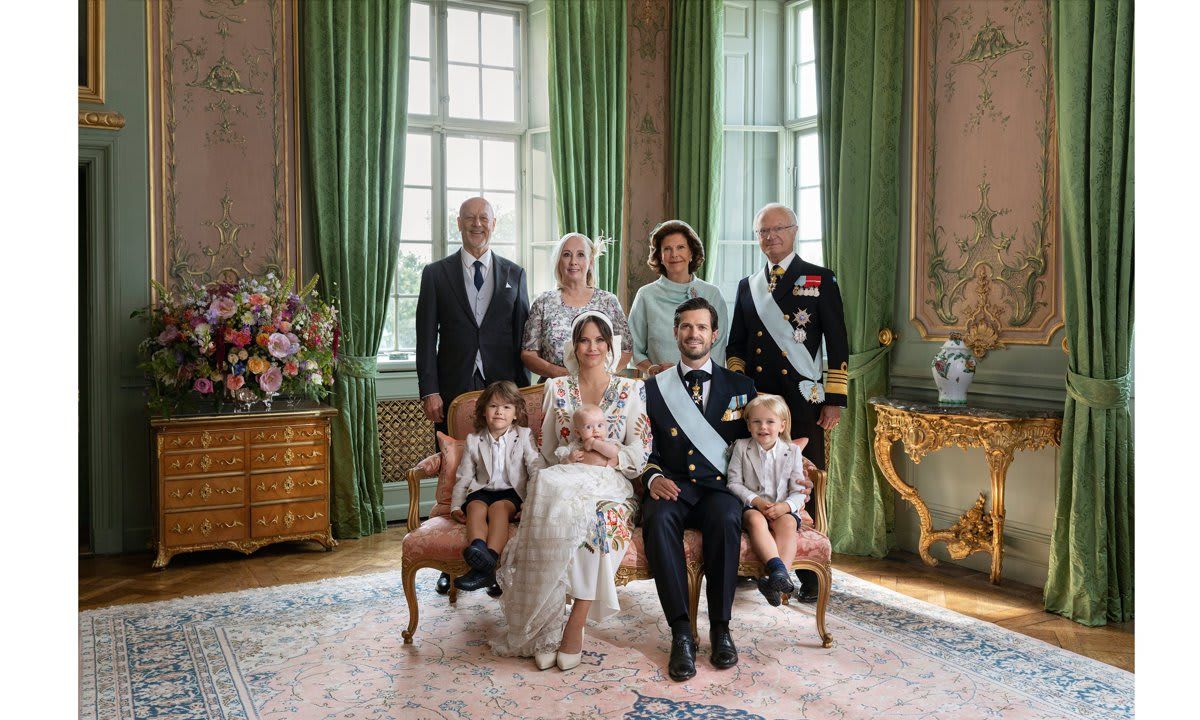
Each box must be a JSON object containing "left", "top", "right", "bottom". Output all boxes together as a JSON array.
[
  {"left": 768, "top": 264, "right": 785, "bottom": 292},
  {"left": 684, "top": 369, "right": 711, "bottom": 411},
  {"left": 473, "top": 260, "right": 485, "bottom": 291}
]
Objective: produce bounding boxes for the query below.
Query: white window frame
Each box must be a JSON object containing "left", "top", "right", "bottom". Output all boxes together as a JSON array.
[{"left": 379, "top": 0, "right": 533, "bottom": 370}]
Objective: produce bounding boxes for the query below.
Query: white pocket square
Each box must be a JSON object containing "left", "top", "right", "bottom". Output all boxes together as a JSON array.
[{"left": 505, "top": 282, "right": 512, "bottom": 289}]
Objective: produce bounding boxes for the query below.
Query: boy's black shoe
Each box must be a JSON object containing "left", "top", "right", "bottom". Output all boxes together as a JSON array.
[
  {"left": 756, "top": 577, "right": 783, "bottom": 607},
  {"left": 453, "top": 568, "right": 494, "bottom": 592},
  {"left": 766, "top": 565, "right": 795, "bottom": 594},
  {"left": 487, "top": 582, "right": 503, "bottom": 598},
  {"left": 794, "top": 568, "right": 820, "bottom": 603},
  {"left": 463, "top": 543, "right": 497, "bottom": 573},
  {"left": 436, "top": 572, "right": 451, "bottom": 595}
]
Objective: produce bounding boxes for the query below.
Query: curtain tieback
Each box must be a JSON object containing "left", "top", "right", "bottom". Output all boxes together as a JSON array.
[
  {"left": 337, "top": 354, "right": 378, "bottom": 380},
  {"left": 1065, "top": 369, "right": 1132, "bottom": 409},
  {"left": 846, "top": 341, "right": 895, "bottom": 380}
]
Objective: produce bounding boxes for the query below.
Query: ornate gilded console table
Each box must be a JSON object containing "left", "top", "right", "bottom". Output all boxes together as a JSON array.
[{"left": 869, "top": 396, "right": 1063, "bottom": 583}]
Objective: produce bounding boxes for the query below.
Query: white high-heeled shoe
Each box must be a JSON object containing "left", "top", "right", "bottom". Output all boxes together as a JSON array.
[
  {"left": 556, "top": 628, "right": 585, "bottom": 671},
  {"left": 534, "top": 651, "right": 557, "bottom": 671}
]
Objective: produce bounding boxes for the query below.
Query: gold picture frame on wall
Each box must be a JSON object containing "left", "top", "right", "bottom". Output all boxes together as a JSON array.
[{"left": 79, "top": 0, "right": 105, "bottom": 104}]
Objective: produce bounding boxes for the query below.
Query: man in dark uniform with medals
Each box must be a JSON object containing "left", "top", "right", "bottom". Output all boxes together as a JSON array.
[
  {"left": 640, "top": 297, "right": 758, "bottom": 682},
  {"left": 726, "top": 202, "right": 849, "bottom": 602}
]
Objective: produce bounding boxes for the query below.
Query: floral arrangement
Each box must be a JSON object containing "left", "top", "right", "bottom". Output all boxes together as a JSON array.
[{"left": 133, "top": 273, "right": 339, "bottom": 415}]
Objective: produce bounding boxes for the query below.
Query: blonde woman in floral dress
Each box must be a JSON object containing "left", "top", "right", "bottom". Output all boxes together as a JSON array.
[{"left": 491, "top": 311, "right": 651, "bottom": 671}]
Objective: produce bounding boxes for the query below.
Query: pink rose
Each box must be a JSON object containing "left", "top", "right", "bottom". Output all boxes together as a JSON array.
[
  {"left": 193, "top": 377, "right": 214, "bottom": 394},
  {"left": 267, "top": 332, "right": 294, "bottom": 359},
  {"left": 258, "top": 365, "right": 283, "bottom": 394},
  {"left": 226, "top": 374, "right": 245, "bottom": 390},
  {"left": 209, "top": 296, "right": 237, "bottom": 319}
]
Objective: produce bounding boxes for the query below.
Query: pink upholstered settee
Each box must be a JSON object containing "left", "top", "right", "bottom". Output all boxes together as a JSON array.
[{"left": 400, "top": 383, "right": 832, "bottom": 647}]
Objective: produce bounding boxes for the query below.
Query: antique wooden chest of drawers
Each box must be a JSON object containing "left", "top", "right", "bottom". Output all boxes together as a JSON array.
[{"left": 150, "top": 404, "right": 338, "bottom": 568}]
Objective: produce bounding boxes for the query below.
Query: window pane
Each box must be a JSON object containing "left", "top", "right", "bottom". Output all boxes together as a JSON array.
[
  {"left": 446, "top": 137, "right": 481, "bottom": 189},
  {"left": 485, "top": 191, "right": 517, "bottom": 245},
  {"left": 481, "top": 139, "right": 517, "bottom": 191},
  {"left": 798, "top": 63, "right": 818, "bottom": 118},
  {"left": 395, "top": 243, "right": 433, "bottom": 295},
  {"left": 481, "top": 13, "right": 515, "bottom": 67},
  {"left": 799, "top": 6, "right": 815, "bottom": 64},
  {"left": 396, "top": 298, "right": 419, "bottom": 351},
  {"left": 448, "top": 64, "right": 481, "bottom": 118},
  {"left": 408, "top": 59, "right": 431, "bottom": 115},
  {"left": 405, "top": 133, "right": 432, "bottom": 186},
  {"left": 400, "top": 188, "right": 432, "bottom": 241},
  {"left": 447, "top": 8, "right": 479, "bottom": 64},
  {"left": 798, "top": 187, "right": 822, "bottom": 241},
  {"left": 380, "top": 297, "right": 398, "bottom": 353},
  {"left": 481, "top": 68, "right": 516, "bottom": 122},
  {"left": 798, "top": 132, "right": 820, "bottom": 187},
  {"left": 410, "top": 2, "right": 431, "bottom": 58},
  {"left": 531, "top": 244, "right": 556, "bottom": 295},
  {"left": 490, "top": 244, "right": 517, "bottom": 263},
  {"left": 796, "top": 239, "right": 823, "bottom": 266}
]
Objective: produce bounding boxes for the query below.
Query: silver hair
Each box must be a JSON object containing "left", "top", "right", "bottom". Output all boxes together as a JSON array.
[
  {"left": 753, "top": 202, "right": 799, "bottom": 228},
  {"left": 551, "top": 232, "right": 596, "bottom": 288}
]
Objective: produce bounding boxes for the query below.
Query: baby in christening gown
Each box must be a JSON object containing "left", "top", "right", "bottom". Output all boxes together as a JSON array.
[{"left": 559, "top": 404, "right": 620, "bottom": 469}]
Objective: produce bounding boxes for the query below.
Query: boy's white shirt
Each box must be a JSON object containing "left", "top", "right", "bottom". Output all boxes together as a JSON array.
[
  {"left": 726, "top": 436, "right": 808, "bottom": 513},
  {"left": 452, "top": 425, "right": 544, "bottom": 509}
]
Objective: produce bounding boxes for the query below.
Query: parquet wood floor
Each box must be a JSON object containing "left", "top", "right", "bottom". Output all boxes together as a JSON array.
[{"left": 78, "top": 524, "right": 1133, "bottom": 672}]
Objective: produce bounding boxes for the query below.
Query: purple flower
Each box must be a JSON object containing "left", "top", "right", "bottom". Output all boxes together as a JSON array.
[
  {"left": 267, "top": 332, "right": 295, "bottom": 359},
  {"left": 258, "top": 365, "right": 283, "bottom": 394},
  {"left": 157, "top": 326, "right": 180, "bottom": 344},
  {"left": 193, "top": 377, "right": 214, "bottom": 394}
]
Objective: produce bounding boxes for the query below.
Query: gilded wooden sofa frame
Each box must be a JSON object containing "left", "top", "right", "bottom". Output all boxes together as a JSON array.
[{"left": 401, "top": 385, "right": 832, "bottom": 649}]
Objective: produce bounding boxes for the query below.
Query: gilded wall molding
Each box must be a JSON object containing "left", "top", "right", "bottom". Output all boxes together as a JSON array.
[
  {"left": 910, "top": 0, "right": 1062, "bottom": 358},
  {"left": 147, "top": 0, "right": 301, "bottom": 292},
  {"left": 79, "top": 110, "right": 125, "bottom": 130}
]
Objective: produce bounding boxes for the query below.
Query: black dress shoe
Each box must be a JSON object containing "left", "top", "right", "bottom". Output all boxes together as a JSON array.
[
  {"left": 486, "top": 582, "right": 503, "bottom": 598},
  {"left": 668, "top": 632, "right": 697, "bottom": 681},
  {"left": 463, "top": 544, "right": 497, "bottom": 573},
  {"left": 453, "top": 568, "right": 494, "bottom": 592},
  {"left": 794, "top": 569, "right": 819, "bottom": 603},
  {"left": 766, "top": 565, "right": 796, "bottom": 594},
  {"left": 709, "top": 626, "right": 738, "bottom": 669},
  {"left": 436, "top": 572, "right": 451, "bottom": 595},
  {"left": 756, "top": 577, "right": 782, "bottom": 607}
]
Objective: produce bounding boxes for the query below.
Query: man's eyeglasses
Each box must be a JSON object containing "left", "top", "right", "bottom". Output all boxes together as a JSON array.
[{"left": 754, "top": 224, "right": 796, "bottom": 239}]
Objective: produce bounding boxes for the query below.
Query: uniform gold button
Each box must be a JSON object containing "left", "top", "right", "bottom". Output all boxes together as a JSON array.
[
  {"left": 755, "top": 366, "right": 763, "bottom": 372},
  {"left": 687, "top": 449, "right": 694, "bottom": 455},
  {"left": 756, "top": 331, "right": 763, "bottom": 337},
  {"left": 782, "top": 351, "right": 788, "bottom": 357},
  {"left": 670, "top": 428, "right": 678, "bottom": 436},
  {"left": 691, "top": 479, "right": 697, "bottom": 484},
  {"left": 717, "top": 475, "right": 723, "bottom": 481},
  {"left": 688, "top": 464, "right": 696, "bottom": 471},
  {"left": 782, "top": 369, "right": 788, "bottom": 375},
  {"left": 755, "top": 348, "right": 762, "bottom": 355}
]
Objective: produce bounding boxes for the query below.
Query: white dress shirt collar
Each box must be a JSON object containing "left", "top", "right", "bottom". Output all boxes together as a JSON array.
[
  {"left": 461, "top": 247, "right": 493, "bottom": 271},
  {"left": 767, "top": 252, "right": 797, "bottom": 274}
]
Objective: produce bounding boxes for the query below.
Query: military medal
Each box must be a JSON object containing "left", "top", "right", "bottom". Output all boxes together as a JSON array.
[
  {"left": 795, "top": 274, "right": 822, "bottom": 297},
  {"left": 793, "top": 327, "right": 807, "bottom": 343}
]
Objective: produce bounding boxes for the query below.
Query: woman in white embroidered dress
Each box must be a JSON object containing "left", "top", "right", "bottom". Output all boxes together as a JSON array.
[{"left": 491, "top": 311, "right": 651, "bottom": 670}]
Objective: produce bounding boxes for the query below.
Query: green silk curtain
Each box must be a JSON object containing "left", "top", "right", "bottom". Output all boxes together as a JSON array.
[
  {"left": 1044, "top": 0, "right": 1134, "bottom": 626},
  {"left": 669, "top": 0, "right": 723, "bottom": 279},
  {"left": 302, "top": 0, "right": 409, "bottom": 538},
  {"left": 814, "top": 0, "right": 905, "bottom": 557},
  {"left": 548, "top": 0, "right": 626, "bottom": 293}
]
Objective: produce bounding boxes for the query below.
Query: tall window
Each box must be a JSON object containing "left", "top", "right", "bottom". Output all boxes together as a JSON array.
[
  {"left": 380, "top": 0, "right": 551, "bottom": 364},
  {"left": 716, "top": 0, "right": 822, "bottom": 314}
]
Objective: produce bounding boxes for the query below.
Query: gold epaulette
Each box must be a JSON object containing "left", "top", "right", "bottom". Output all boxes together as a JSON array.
[
  {"left": 826, "top": 363, "right": 848, "bottom": 396},
  {"left": 727, "top": 356, "right": 746, "bottom": 374}
]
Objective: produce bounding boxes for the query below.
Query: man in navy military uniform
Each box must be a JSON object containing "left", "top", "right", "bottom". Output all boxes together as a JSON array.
[
  {"left": 726, "top": 202, "right": 849, "bottom": 602},
  {"left": 640, "top": 297, "right": 757, "bottom": 681}
]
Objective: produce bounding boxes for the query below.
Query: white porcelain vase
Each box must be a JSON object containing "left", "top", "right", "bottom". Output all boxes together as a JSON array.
[{"left": 932, "top": 333, "right": 977, "bottom": 404}]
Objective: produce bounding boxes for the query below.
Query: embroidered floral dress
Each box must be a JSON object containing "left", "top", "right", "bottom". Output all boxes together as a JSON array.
[
  {"left": 491, "top": 375, "right": 651, "bottom": 658},
  {"left": 522, "top": 289, "right": 633, "bottom": 367}
]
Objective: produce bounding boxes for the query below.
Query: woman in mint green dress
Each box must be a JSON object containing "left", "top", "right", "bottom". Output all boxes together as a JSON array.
[{"left": 628, "top": 219, "right": 728, "bottom": 375}]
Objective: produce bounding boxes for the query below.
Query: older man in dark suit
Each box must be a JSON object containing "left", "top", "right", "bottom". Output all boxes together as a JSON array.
[{"left": 416, "top": 196, "right": 531, "bottom": 595}]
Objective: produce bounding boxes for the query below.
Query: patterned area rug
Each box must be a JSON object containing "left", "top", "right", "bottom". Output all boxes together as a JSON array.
[{"left": 79, "top": 568, "right": 1132, "bottom": 719}]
